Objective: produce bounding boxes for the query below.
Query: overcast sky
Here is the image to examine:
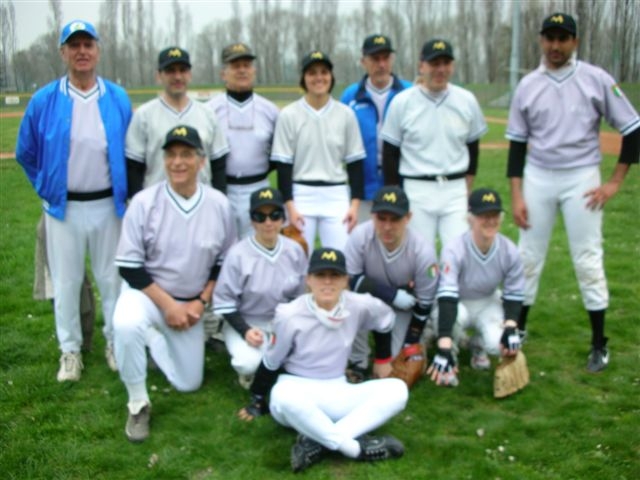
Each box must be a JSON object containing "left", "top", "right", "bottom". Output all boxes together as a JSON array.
[{"left": 12, "top": 0, "right": 362, "bottom": 50}]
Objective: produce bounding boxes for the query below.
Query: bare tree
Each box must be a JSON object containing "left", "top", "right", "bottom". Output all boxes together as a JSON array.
[{"left": 0, "top": 0, "right": 16, "bottom": 90}]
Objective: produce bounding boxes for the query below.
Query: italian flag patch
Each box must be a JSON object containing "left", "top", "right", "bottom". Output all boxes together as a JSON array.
[{"left": 611, "top": 84, "right": 622, "bottom": 98}]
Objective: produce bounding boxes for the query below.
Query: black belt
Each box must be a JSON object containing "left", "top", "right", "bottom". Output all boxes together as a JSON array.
[
  {"left": 172, "top": 294, "right": 200, "bottom": 302},
  {"left": 403, "top": 172, "right": 466, "bottom": 181},
  {"left": 295, "top": 180, "right": 345, "bottom": 187},
  {"left": 67, "top": 188, "right": 113, "bottom": 201},
  {"left": 227, "top": 173, "right": 267, "bottom": 185}
]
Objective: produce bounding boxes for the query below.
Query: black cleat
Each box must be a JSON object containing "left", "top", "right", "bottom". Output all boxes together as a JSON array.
[
  {"left": 356, "top": 434, "right": 404, "bottom": 461},
  {"left": 291, "top": 435, "right": 327, "bottom": 473}
]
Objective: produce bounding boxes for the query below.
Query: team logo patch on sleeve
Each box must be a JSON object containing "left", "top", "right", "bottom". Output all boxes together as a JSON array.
[
  {"left": 611, "top": 84, "right": 622, "bottom": 98},
  {"left": 427, "top": 263, "right": 439, "bottom": 278}
]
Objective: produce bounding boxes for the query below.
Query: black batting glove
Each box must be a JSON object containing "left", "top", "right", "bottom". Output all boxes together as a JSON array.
[
  {"left": 431, "top": 347, "right": 456, "bottom": 374},
  {"left": 500, "top": 326, "right": 521, "bottom": 353}
]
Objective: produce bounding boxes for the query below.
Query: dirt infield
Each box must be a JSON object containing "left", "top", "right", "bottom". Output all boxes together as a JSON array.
[{"left": 1, "top": 113, "right": 621, "bottom": 158}]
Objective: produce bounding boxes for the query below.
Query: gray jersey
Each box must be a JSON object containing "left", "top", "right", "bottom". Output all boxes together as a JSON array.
[
  {"left": 115, "top": 181, "right": 236, "bottom": 299},
  {"left": 207, "top": 93, "right": 279, "bottom": 178},
  {"left": 213, "top": 235, "right": 307, "bottom": 324},
  {"left": 264, "top": 291, "right": 394, "bottom": 379},
  {"left": 506, "top": 60, "right": 640, "bottom": 169},
  {"left": 271, "top": 97, "right": 365, "bottom": 182},
  {"left": 437, "top": 231, "right": 524, "bottom": 302},
  {"left": 344, "top": 220, "right": 438, "bottom": 305},
  {"left": 125, "top": 97, "right": 230, "bottom": 187},
  {"left": 381, "top": 85, "right": 487, "bottom": 177}
]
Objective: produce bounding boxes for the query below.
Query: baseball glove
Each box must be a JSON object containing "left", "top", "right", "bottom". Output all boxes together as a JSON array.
[
  {"left": 281, "top": 225, "right": 309, "bottom": 257},
  {"left": 494, "top": 350, "right": 530, "bottom": 399},
  {"left": 390, "top": 343, "right": 426, "bottom": 388}
]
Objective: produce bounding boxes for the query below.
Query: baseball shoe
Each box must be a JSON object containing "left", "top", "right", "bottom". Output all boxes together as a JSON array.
[
  {"left": 587, "top": 346, "right": 609, "bottom": 373},
  {"left": 125, "top": 404, "right": 151, "bottom": 443},
  {"left": 346, "top": 362, "right": 367, "bottom": 384},
  {"left": 356, "top": 434, "right": 404, "bottom": 462},
  {"left": 105, "top": 343, "right": 118, "bottom": 372},
  {"left": 471, "top": 350, "right": 491, "bottom": 370},
  {"left": 290, "top": 434, "right": 327, "bottom": 473},
  {"left": 238, "top": 374, "right": 254, "bottom": 390},
  {"left": 57, "top": 352, "right": 83, "bottom": 382}
]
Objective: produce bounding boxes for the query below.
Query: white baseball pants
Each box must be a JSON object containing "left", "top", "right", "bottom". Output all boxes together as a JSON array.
[
  {"left": 223, "top": 320, "right": 272, "bottom": 376},
  {"left": 45, "top": 197, "right": 121, "bottom": 352},
  {"left": 293, "top": 184, "right": 350, "bottom": 250},
  {"left": 269, "top": 374, "right": 408, "bottom": 452}
]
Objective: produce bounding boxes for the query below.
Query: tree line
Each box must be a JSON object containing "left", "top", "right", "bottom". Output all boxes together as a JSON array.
[{"left": 1, "top": 0, "right": 639, "bottom": 93}]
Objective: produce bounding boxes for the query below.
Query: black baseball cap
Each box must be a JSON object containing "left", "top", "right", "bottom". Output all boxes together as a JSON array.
[
  {"left": 301, "top": 51, "right": 333, "bottom": 72},
  {"left": 362, "top": 34, "right": 394, "bottom": 55},
  {"left": 222, "top": 43, "right": 256, "bottom": 63},
  {"left": 162, "top": 125, "right": 203, "bottom": 150},
  {"left": 540, "top": 13, "right": 577, "bottom": 36},
  {"left": 250, "top": 187, "right": 284, "bottom": 213},
  {"left": 158, "top": 47, "right": 191, "bottom": 70},
  {"left": 468, "top": 188, "right": 503, "bottom": 215},
  {"left": 308, "top": 248, "right": 347, "bottom": 275},
  {"left": 59, "top": 20, "right": 99, "bottom": 46},
  {"left": 421, "top": 38, "right": 454, "bottom": 62},
  {"left": 371, "top": 186, "right": 410, "bottom": 217}
]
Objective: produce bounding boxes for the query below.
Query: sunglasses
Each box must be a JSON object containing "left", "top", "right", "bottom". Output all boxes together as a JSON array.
[{"left": 250, "top": 209, "right": 285, "bottom": 223}]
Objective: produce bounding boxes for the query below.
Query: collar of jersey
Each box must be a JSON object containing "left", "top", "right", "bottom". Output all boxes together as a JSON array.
[
  {"left": 67, "top": 81, "right": 100, "bottom": 102},
  {"left": 375, "top": 233, "right": 408, "bottom": 264},
  {"left": 301, "top": 97, "right": 334, "bottom": 116},
  {"left": 466, "top": 231, "right": 498, "bottom": 265},
  {"left": 164, "top": 181, "right": 203, "bottom": 216},
  {"left": 159, "top": 96, "right": 194, "bottom": 117},
  {"left": 365, "top": 77, "right": 393, "bottom": 96},
  {"left": 248, "top": 234, "right": 282, "bottom": 262},
  {"left": 418, "top": 86, "right": 449, "bottom": 106},
  {"left": 539, "top": 55, "right": 578, "bottom": 83}
]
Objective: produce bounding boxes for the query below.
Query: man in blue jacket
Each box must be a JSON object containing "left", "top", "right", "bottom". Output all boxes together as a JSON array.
[
  {"left": 16, "top": 20, "right": 132, "bottom": 382},
  {"left": 341, "top": 34, "right": 411, "bottom": 221}
]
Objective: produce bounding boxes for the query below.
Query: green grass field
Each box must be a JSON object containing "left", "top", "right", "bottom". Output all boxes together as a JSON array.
[{"left": 1, "top": 100, "right": 639, "bottom": 479}]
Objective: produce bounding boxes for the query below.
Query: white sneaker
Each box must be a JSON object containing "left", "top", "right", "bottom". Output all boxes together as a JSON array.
[
  {"left": 57, "top": 352, "right": 83, "bottom": 382},
  {"left": 471, "top": 350, "right": 491, "bottom": 370},
  {"left": 105, "top": 344, "right": 118, "bottom": 372}
]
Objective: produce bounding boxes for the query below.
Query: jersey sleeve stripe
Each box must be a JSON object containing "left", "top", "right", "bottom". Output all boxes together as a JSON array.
[
  {"left": 270, "top": 153, "right": 294, "bottom": 164},
  {"left": 505, "top": 131, "right": 528, "bottom": 142},
  {"left": 115, "top": 258, "right": 144, "bottom": 268},
  {"left": 380, "top": 132, "right": 402, "bottom": 146},
  {"left": 620, "top": 117, "right": 640, "bottom": 136}
]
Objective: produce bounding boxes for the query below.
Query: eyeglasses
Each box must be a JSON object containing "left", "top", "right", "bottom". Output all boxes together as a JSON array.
[{"left": 250, "top": 209, "right": 285, "bottom": 223}]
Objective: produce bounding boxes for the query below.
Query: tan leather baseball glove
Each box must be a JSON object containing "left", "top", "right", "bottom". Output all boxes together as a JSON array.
[
  {"left": 494, "top": 350, "right": 530, "bottom": 398},
  {"left": 390, "top": 343, "right": 426, "bottom": 388}
]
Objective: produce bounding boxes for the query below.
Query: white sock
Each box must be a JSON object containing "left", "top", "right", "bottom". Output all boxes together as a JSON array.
[{"left": 125, "top": 382, "right": 150, "bottom": 414}]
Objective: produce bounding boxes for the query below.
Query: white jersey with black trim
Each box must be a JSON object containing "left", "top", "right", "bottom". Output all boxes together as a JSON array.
[
  {"left": 115, "top": 181, "right": 236, "bottom": 299},
  {"left": 125, "top": 97, "right": 230, "bottom": 187},
  {"left": 437, "top": 231, "right": 524, "bottom": 302},
  {"left": 270, "top": 97, "right": 365, "bottom": 183},
  {"left": 264, "top": 291, "right": 394, "bottom": 379},
  {"left": 506, "top": 59, "right": 640, "bottom": 170},
  {"left": 344, "top": 220, "right": 438, "bottom": 305},
  {"left": 213, "top": 234, "right": 307, "bottom": 324},
  {"left": 381, "top": 84, "right": 487, "bottom": 177},
  {"left": 207, "top": 93, "right": 279, "bottom": 178}
]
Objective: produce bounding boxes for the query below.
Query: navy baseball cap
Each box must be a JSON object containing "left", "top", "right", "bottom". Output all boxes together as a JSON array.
[
  {"left": 162, "top": 125, "right": 203, "bottom": 151},
  {"left": 222, "top": 43, "right": 256, "bottom": 63},
  {"left": 421, "top": 38, "right": 454, "bottom": 62},
  {"left": 540, "top": 13, "right": 577, "bottom": 36},
  {"left": 250, "top": 187, "right": 284, "bottom": 213},
  {"left": 301, "top": 51, "right": 333, "bottom": 72},
  {"left": 308, "top": 248, "right": 347, "bottom": 275},
  {"left": 468, "top": 188, "right": 503, "bottom": 215},
  {"left": 362, "top": 34, "right": 394, "bottom": 55},
  {"left": 371, "top": 186, "right": 410, "bottom": 217},
  {"left": 158, "top": 47, "right": 191, "bottom": 70},
  {"left": 59, "top": 20, "right": 99, "bottom": 46}
]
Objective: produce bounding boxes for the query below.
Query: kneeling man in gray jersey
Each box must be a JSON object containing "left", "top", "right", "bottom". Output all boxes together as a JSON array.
[
  {"left": 238, "top": 248, "right": 408, "bottom": 472},
  {"left": 427, "top": 189, "right": 525, "bottom": 387},
  {"left": 113, "top": 126, "right": 236, "bottom": 442}
]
